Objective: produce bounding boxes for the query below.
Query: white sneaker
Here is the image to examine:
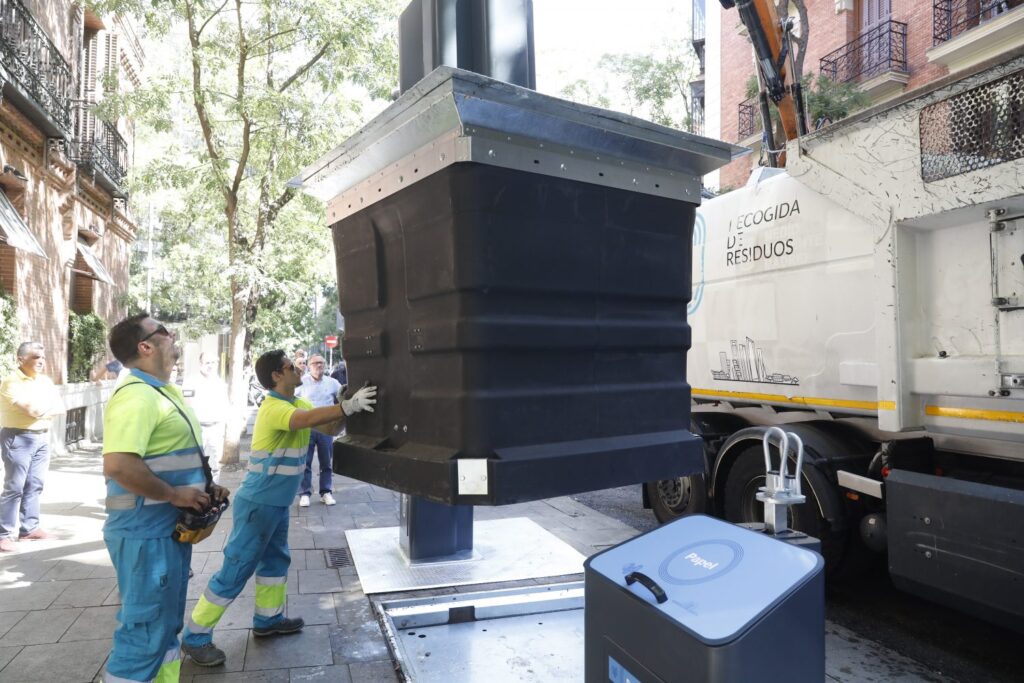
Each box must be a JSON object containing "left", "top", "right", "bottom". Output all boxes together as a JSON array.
[
  {"left": 321, "top": 492, "right": 337, "bottom": 506},
  {"left": 299, "top": 495, "right": 310, "bottom": 508}
]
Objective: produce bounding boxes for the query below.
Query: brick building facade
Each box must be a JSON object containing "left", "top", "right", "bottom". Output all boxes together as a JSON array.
[
  {"left": 0, "top": 1, "right": 143, "bottom": 447},
  {"left": 0, "top": 1, "right": 142, "bottom": 376},
  {"left": 699, "top": 0, "right": 1024, "bottom": 190}
]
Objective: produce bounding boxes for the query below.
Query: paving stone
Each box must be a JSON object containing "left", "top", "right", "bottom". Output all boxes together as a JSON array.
[
  {"left": 303, "top": 549, "right": 327, "bottom": 570},
  {"left": 39, "top": 560, "right": 97, "bottom": 581},
  {"left": 286, "top": 593, "right": 338, "bottom": 626},
  {"left": 331, "top": 599, "right": 390, "bottom": 664},
  {"left": 182, "top": 627, "right": 249, "bottom": 675},
  {"left": 243, "top": 624, "right": 332, "bottom": 670},
  {"left": 288, "top": 533, "right": 316, "bottom": 550},
  {"left": 0, "top": 560, "right": 55, "bottom": 583},
  {"left": 348, "top": 659, "right": 400, "bottom": 682},
  {"left": 334, "top": 487, "right": 371, "bottom": 504},
  {"left": 298, "top": 569, "right": 342, "bottom": 594},
  {"left": 0, "top": 644, "right": 21, "bottom": 672},
  {"left": 211, "top": 594, "right": 257, "bottom": 630},
  {"left": 192, "top": 671, "right": 290, "bottom": 683},
  {"left": 367, "top": 501, "right": 397, "bottom": 515},
  {"left": 0, "top": 581, "right": 64, "bottom": 611},
  {"left": 0, "top": 611, "right": 26, "bottom": 638},
  {"left": 87, "top": 564, "right": 117, "bottom": 579},
  {"left": 289, "top": 664, "right": 353, "bottom": 682},
  {"left": 60, "top": 605, "right": 119, "bottom": 643},
  {"left": 101, "top": 584, "right": 121, "bottom": 606},
  {"left": 311, "top": 532, "right": 348, "bottom": 550},
  {"left": 0, "top": 607, "right": 82, "bottom": 646},
  {"left": 53, "top": 578, "right": 117, "bottom": 608},
  {"left": 0, "top": 638, "right": 109, "bottom": 682}
]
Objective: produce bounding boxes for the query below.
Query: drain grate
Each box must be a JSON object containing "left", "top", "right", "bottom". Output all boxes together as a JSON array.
[{"left": 325, "top": 548, "right": 353, "bottom": 568}]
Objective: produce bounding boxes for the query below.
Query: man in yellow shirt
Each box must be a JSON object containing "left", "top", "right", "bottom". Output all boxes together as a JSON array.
[{"left": 0, "top": 342, "right": 65, "bottom": 552}]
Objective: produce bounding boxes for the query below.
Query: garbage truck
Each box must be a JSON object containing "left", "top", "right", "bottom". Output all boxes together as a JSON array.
[{"left": 643, "top": 159, "right": 1024, "bottom": 630}]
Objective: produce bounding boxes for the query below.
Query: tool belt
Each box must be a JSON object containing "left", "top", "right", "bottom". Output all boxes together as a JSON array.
[{"left": 173, "top": 496, "right": 229, "bottom": 544}]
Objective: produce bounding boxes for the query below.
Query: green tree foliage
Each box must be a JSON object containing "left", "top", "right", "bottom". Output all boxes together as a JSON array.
[
  {"left": 92, "top": 0, "right": 399, "bottom": 461},
  {"left": 745, "top": 73, "right": 869, "bottom": 129},
  {"left": 559, "top": 40, "right": 699, "bottom": 132},
  {"left": 68, "top": 312, "right": 108, "bottom": 383},
  {"left": 0, "top": 290, "right": 18, "bottom": 378}
]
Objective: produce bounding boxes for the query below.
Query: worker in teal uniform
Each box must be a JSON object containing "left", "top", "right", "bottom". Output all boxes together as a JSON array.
[
  {"left": 101, "top": 313, "right": 229, "bottom": 683},
  {"left": 181, "top": 349, "right": 376, "bottom": 667}
]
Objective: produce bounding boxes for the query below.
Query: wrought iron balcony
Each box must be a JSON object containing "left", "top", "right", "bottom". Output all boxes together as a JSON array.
[
  {"left": 933, "top": 0, "right": 1024, "bottom": 44},
  {"left": 0, "top": 0, "right": 73, "bottom": 135},
  {"left": 737, "top": 97, "right": 761, "bottom": 140},
  {"left": 820, "top": 20, "right": 908, "bottom": 84},
  {"left": 71, "top": 101, "right": 129, "bottom": 193}
]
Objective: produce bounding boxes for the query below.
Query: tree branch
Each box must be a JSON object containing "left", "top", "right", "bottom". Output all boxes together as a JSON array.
[
  {"left": 230, "top": 0, "right": 253, "bottom": 198},
  {"left": 197, "top": 0, "right": 231, "bottom": 38},
  {"left": 277, "top": 41, "right": 330, "bottom": 93}
]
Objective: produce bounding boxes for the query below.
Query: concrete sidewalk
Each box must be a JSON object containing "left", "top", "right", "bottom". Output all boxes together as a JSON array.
[{"left": 0, "top": 438, "right": 956, "bottom": 682}]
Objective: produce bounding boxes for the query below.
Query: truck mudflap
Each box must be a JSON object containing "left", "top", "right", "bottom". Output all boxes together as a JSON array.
[{"left": 886, "top": 469, "right": 1024, "bottom": 631}]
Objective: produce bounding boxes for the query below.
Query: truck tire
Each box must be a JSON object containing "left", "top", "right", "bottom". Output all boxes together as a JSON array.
[
  {"left": 645, "top": 474, "right": 707, "bottom": 523},
  {"left": 721, "top": 442, "right": 843, "bottom": 569}
]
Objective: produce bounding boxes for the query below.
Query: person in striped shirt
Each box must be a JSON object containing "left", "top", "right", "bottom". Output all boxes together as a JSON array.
[
  {"left": 181, "top": 349, "right": 376, "bottom": 667},
  {"left": 102, "top": 313, "right": 230, "bottom": 683}
]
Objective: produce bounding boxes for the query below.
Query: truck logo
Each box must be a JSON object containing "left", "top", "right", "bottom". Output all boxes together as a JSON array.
[
  {"left": 688, "top": 213, "right": 706, "bottom": 316},
  {"left": 725, "top": 198, "right": 799, "bottom": 267},
  {"left": 711, "top": 336, "right": 799, "bottom": 385}
]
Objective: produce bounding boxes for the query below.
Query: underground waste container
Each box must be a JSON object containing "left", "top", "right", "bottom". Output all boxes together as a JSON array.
[
  {"left": 584, "top": 514, "right": 825, "bottom": 682},
  {"left": 291, "top": 67, "right": 742, "bottom": 506}
]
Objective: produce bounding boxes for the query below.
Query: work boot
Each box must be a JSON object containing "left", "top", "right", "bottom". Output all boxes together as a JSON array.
[
  {"left": 181, "top": 642, "right": 226, "bottom": 667},
  {"left": 253, "top": 616, "right": 304, "bottom": 637},
  {"left": 0, "top": 537, "right": 16, "bottom": 552},
  {"left": 321, "top": 492, "right": 336, "bottom": 506},
  {"left": 298, "top": 495, "right": 310, "bottom": 508}
]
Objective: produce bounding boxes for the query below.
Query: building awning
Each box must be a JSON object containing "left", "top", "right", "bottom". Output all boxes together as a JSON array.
[
  {"left": 75, "top": 241, "right": 114, "bottom": 285},
  {"left": 0, "top": 191, "right": 47, "bottom": 259}
]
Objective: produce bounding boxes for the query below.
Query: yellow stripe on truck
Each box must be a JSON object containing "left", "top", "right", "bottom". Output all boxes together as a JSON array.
[
  {"left": 925, "top": 406, "right": 1024, "bottom": 424},
  {"left": 691, "top": 388, "right": 895, "bottom": 412}
]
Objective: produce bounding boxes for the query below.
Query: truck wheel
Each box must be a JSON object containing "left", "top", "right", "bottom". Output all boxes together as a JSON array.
[
  {"left": 645, "top": 474, "right": 708, "bottom": 524},
  {"left": 721, "top": 443, "right": 843, "bottom": 568}
]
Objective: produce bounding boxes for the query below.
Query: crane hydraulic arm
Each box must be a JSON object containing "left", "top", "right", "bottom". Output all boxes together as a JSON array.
[{"left": 720, "top": 0, "right": 808, "bottom": 166}]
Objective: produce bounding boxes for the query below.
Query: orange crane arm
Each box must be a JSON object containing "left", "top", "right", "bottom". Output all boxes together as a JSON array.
[{"left": 720, "top": 0, "right": 808, "bottom": 166}]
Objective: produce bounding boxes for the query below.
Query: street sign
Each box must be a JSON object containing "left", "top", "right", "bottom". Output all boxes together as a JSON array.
[{"left": 325, "top": 335, "right": 338, "bottom": 349}]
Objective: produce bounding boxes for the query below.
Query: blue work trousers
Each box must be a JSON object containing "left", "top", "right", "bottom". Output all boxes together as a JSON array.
[
  {"left": 104, "top": 535, "right": 191, "bottom": 682},
  {"left": 299, "top": 430, "right": 334, "bottom": 496},
  {"left": 0, "top": 429, "right": 49, "bottom": 540},
  {"left": 183, "top": 496, "right": 291, "bottom": 647}
]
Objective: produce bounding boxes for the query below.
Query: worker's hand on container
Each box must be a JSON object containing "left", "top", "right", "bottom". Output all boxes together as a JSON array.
[{"left": 341, "top": 385, "right": 377, "bottom": 415}]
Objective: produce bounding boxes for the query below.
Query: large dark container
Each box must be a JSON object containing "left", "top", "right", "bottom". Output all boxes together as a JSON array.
[{"left": 293, "top": 68, "right": 742, "bottom": 505}]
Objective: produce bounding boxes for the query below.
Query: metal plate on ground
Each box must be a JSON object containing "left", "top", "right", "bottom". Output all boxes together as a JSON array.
[
  {"left": 346, "top": 517, "right": 585, "bottom": 594},
  {"left": 377, "top": 582, "right": 585, "bottom": 682}
]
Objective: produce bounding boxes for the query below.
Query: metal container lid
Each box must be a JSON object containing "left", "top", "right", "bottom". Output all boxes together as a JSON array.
[{"left": 290, "top": 66, "right": 746, "bottom": 222}]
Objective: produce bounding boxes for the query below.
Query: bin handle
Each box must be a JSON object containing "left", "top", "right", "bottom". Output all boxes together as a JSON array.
[{"left": 625, "top": 571, "right": 668, "bottom": 604}]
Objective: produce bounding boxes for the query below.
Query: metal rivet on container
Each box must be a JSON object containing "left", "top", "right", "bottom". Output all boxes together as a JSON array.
[
  {"left": 632, "top": 178, "right": 637, "bottom": 185},
  {"left": 925, "top": 551, "right": 933, "bottom": 559},
  {"left": 439, "top": 153, "right": 446, "bottom": 162},
  {"left": 924, "top": 517, "right": 931, "bottom": 525},
  {"left": 403, "top": 425, "right": 408, "bottom": 433},
  {"left": 393, "top": 424, "right": 399, "bottom": 432},
  {"left": 488, "top": 149, "right": 495, "bottom": 158},
  {"left": 560, "top": 163, "right": 566, "bottom": 171}
]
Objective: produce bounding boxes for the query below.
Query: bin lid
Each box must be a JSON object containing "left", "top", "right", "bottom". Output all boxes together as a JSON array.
[
  {"left": 586, "top": 515, "right": 823, "bottom": 645},
  {"left": 290, "top": 67, "right": 746, "bottom": 222}
]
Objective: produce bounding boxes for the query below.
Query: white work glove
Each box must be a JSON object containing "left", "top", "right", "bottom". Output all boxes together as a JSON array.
[{"left": 341, "top": 385, "right": 377, "bottom": 416}]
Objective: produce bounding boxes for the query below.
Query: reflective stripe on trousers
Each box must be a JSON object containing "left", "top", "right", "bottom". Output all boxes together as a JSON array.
[
  {"left": 182, "top": 496, "right": 291, "bottom": 648},
  {"left": 104, "top": 645, "right": 180, "bottom": 683}
]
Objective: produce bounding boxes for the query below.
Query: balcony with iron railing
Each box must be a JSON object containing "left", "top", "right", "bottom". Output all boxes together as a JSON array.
[
  {"left": 933, "top": 0, "right": 1024, "bottom": 43},
  {"left": 72, "top": 101, "right": 129, "bottom": 195},
  {"left": 929, "top": 0, "right": 1024, "bottom": 73},
  {"left": 737, "top": 97, "right": 761, "bottom": 141},
  {"left": 820, "top": 20, "right": 908, "bottom": 100},
  {"left": 0, "top": 0, "right": 73, "bottom": 136}
]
